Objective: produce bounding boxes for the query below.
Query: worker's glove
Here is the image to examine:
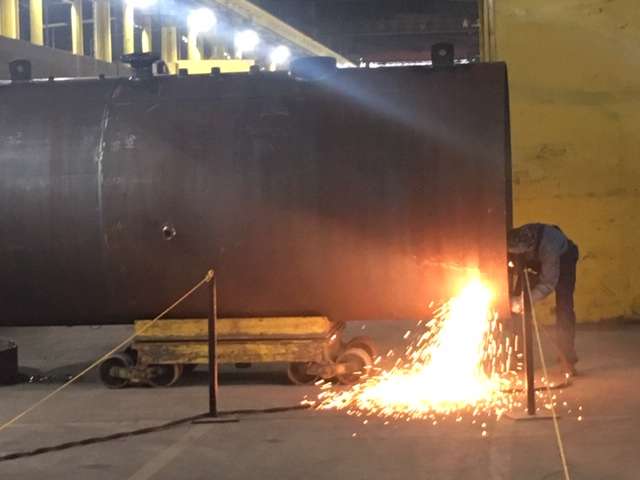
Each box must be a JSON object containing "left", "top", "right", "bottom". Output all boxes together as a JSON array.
[{"left": 510, "top": 296, "right": 523, "bottom": 315}]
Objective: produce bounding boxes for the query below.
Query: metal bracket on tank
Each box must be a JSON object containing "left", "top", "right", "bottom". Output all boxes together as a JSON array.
[
  {"left": 121, "top": 52, "right": 166, "bottom": 80},
  {"left": 9, "top": 60, "right": 32, "bottom": 82},
  {"left": 431, "top": 43, "right": 455, "bottom": 68}
]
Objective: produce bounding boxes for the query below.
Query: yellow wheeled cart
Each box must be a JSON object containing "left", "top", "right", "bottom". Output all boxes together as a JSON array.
[{"left": 99, "top": 317, "right": 377, "bottom": 388}]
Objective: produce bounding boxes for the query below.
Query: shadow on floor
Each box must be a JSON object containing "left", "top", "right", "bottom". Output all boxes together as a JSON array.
[
  {"left": 1, "top": 363, "right": 295, "bottom": 387},
  {"left": 182, "top": 369, "right": 292, "bottom": 386}
]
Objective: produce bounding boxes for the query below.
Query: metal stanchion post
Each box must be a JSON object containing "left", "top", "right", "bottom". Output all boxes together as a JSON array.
[
  {"left": 193, "top": 269, "right": 238, "bottom": 424},
  {"left": 507, "top": 267, "right": 553, "bottom": 421},
  {"left": 208, "top": 271, "right": 218, "bottom": 417},
  {"left": 522, "top": 269, "right": 536, "bottom": 416}
]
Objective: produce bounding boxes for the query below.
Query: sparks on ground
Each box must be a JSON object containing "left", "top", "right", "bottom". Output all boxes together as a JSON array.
[{"left": 316, "top": 276, "right": 518, "bottom": 422}]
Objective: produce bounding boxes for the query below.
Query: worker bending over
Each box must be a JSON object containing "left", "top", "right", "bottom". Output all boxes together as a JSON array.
[{"left": 508, "top": 223, "right": 579, "bottom": 375}]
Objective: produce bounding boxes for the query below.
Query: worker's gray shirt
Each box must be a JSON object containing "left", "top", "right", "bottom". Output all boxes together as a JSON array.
[{"left": 527, "top": 226, "right": 569, "bottom": 302}]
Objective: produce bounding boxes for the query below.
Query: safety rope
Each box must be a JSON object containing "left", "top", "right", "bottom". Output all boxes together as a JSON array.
[
  {"left": 524, "top": 270, "right": 572, "bottom": 480},
  {"left": 538, "top": 323, "right": 573, "bottom": 374},
  {"left": 0, "top": 270, "right": 214, "bottom": 434}
]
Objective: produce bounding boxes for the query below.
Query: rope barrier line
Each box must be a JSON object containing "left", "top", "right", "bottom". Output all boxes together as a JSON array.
[
  {"left": 538, "top": 323, "right": 573, "bottom": 374},
  {"left": 0, "top": 270, "right": 215, "bottom": 434},
  {"left": 524, "top": 271, "right": 571, "bottom": 480}
]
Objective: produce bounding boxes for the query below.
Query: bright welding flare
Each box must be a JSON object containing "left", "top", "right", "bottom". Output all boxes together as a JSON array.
[{"left": 316, "top": 277, "right": 517, "bottom": 421}]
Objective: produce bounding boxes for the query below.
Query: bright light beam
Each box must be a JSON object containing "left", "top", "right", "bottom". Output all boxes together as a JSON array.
[
  {"left": 187, "top": 8, "right": 217, "bottom": 35},
  {"left": 234, "top": 29, "right": 260, "bottom": 58},
  {"left": 270, "top": 45, "right": 291, "bottom": 68}
]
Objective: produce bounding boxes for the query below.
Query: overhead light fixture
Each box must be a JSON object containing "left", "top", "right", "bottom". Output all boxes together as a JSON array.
[
  {"left": 125, "top": 0, "right": 156, "bottom": 9},
  {"left": 269, "top": 45, "right": 291, "bottom": 67},
  {"left": 234, "top": 29, "right": 260, "bottom": 57},
  {"left": 187, "top": 8, "right": 217, "bottom": 34}
]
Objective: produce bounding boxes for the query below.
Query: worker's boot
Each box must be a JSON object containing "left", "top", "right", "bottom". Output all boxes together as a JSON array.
[
  {"left": 566, "top": 362, "right": 577, "bottom": 377},
  {"left": 557, "top": 354, "right": 578, "bottom": 377}
]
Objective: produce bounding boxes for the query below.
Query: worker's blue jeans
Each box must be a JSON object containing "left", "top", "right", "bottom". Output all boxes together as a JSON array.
[{"left": 555, "top": 241, "right": 579, "bottom": 365}]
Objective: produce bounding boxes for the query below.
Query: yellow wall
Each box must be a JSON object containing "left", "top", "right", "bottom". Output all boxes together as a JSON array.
[{"left": 494, "top": 0, "right": 640, "bottom": 322}]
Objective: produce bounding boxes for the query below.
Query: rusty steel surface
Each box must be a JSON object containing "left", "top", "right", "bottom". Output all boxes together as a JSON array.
[{"left": 0, "top": 63, "right": 511, "bottom": 326}]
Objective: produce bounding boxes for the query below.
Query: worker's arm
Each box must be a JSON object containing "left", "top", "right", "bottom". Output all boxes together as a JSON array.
[{"left": 530, "top": 228, "right": 567, "bottom": 302}]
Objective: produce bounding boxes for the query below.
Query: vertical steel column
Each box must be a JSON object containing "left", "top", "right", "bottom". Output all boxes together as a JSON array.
[
  {"left": 93, "top": 0, "right": 112, "bottom": 62},
  {"left": 161, "top": 25, "right": 177, "bottom": 73},
  {"left": 207, "top": 271, "right": 219, "bottom": 417},
  {"left": 70, "top": 0, "right": 84, "bottom": 55},
  {"left": 122, "top": 3, "right": 135, "bottom": 54},
  {"left": 522, "top": 269, "right": 536, "bottom": 416},
  {"left": 478, "top": 0, "right": 486, "bottom": 61},
  {"left": 187, "top": 29, "right": 201, "bottom": 61},
  {"left": 210, "top": 36, "right": 226, "bottom": 59},
  {"left": 489, "top": 0, "right": 498, "bottom": 60},
  {"left": 479, "top": 0, "right": 496, "bottom": 62},
  {"left": 0, "top": 0, "right": 20, "bottom": 39},
  {"left": 29, "top": 0, "right": 44, "bottom": 45},
  {"left": 140, "top": 15, "right": 152, "bottom": 53}
]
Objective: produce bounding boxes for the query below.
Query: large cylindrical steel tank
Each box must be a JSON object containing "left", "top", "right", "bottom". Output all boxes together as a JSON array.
[{"left": 0, "top": 61, "right": 511, "bottom": 326}]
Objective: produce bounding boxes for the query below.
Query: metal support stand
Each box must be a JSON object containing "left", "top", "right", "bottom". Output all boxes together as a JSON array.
[
  {"left": 506, "top": 266, "right": 553, "bottom": 421},
  {"left": 522, "top": 272, "right": 536, "bottom": 416},
  {"left": 193, "top": 269, "right": 238, "bottom": 424},
  {"left": 208, "top": 270, "right": 219, "bottom": 416}
]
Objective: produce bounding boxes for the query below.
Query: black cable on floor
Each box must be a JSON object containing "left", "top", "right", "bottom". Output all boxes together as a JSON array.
[{"left": 0, "top": 404, "right": 311, "bottom": 463}]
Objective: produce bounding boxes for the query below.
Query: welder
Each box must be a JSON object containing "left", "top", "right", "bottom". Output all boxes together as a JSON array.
[{"left": 508, "top": 223, "right": 579, "bottom": 375}]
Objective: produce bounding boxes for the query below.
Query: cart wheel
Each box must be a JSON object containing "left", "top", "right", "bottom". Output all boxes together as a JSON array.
[
  {"left": 182, "top": 364, "right": 197, "bottom": 374},
  {"left": 287, "top": 362, "right": 319, "bottom": 385},
  {"left": 345, "top": 336, "right": 378, "bottom": 360},
  {"left": 336, "top": 347, "right": 372, "bottom": 385},
  {"left": 99, "top": 352, "right": 134, "bottom": 389},
  {"left": 147, "top": 364, "right": 183, "bottom": 387}
]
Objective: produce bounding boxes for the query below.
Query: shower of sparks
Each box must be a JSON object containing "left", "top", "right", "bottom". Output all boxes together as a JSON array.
[{"left": 314, "top": 276, "right": 523, "bottom": 423}]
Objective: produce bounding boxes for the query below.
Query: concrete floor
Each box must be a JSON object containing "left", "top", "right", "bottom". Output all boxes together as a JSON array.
[{"left": 0, "top": 321, "right": 638, "bottom": 480}]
